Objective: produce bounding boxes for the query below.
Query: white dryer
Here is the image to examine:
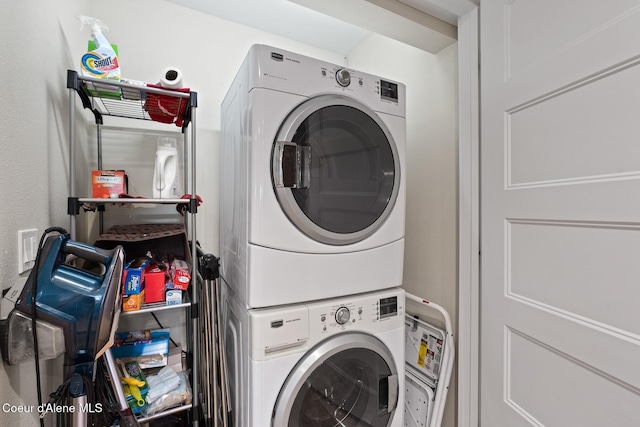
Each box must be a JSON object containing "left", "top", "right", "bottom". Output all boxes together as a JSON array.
[
  {"left": 220, "top": 44, "right": 406, "bottom": 308},
  {"left": 222, "top": 284, "right": 405, "bottom": 427}
]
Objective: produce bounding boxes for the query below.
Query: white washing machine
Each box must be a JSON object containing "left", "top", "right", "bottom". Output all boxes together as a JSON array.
[
  {"left": 220, "top": 44, "right": 407, "bottom": 308},
  {"left": 222, "top": 283, "right": 405, "bottom": 427}
]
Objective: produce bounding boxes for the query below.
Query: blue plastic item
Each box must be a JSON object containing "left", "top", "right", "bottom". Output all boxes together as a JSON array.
[{"left": 15, "top": 233, "right": 125, "bottom": 377}]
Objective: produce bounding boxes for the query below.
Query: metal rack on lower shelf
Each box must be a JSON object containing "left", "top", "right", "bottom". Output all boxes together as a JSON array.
[
  {"left": 120, "top": 300, "right": 191, "bottom": 316},
  {"left": 114, "top": 299, "right": 194, "bottom": 426},
  {"left": 136, "top": 403, "right": 193, "bottom": 424}
]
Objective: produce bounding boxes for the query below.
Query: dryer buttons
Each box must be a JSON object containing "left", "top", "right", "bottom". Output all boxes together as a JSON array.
[
  {"left": 335, "top": 306, "right": 351, "bottom": 324},
  {"left": 336, "top": 68, "right": 351, "bottom": 87}
]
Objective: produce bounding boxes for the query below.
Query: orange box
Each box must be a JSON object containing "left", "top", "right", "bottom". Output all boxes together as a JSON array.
[
  {"left": 92, "top": 170, "right": 126, "bottom": 198},
  {"left": 122, "top": 290, "right": 145, "bottom": 312}
]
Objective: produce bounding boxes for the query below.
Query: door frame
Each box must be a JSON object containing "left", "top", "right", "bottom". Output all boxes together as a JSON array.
[{"left": 455, "top": 6, "right": 480, "bottom": 427}]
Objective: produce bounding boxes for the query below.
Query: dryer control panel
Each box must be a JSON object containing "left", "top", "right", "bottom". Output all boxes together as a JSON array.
[
  {"left": 248, "top": 44, "right": 406, "bottom": 117},
  {"left": 318, "top": 64, "right": 401, "bottom": 105}
]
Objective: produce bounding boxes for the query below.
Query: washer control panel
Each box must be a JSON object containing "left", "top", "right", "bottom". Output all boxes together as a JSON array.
[
  {"left": 309, "top": 288, "right": 405, "bottom": 337},
  {"left": 251, "top": 288, "right": 405, "bottom": 358}
]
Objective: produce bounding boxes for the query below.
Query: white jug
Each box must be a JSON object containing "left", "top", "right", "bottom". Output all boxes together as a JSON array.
[{"left": 153, "top": 137, "right": 179, "bottom": 198}]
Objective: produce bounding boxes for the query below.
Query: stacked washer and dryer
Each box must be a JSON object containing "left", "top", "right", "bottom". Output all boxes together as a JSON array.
[{"left": 220, "top": 44, "right": 407, "bottom": 427}]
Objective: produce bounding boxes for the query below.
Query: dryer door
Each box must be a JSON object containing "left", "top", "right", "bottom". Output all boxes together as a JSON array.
[
  {"left": 272, "top": 94, "right": 400, "bottom": 245},
  {"left": 272, "top": 331, "right": 399, "bottom": 427}
]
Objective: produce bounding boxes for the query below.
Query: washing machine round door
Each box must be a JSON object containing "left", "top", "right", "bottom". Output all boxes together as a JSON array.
[
  {"left": 272, "top": 94, "right": 400, "bottom": 245},
  {"left": 272, "top": 332, "right": 399, "bottom": 427}
]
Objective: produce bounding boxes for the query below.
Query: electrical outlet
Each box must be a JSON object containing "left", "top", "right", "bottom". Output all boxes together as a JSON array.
[{"left": 18, "top": 228, "right": 38, "bottom": 274}]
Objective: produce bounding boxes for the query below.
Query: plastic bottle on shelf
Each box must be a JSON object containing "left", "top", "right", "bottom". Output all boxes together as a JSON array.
[{"left": 78, "top": 15, "right": 121, "bottom": 98}]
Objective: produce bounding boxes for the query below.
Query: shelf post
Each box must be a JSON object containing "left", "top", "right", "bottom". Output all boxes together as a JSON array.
[
  {"left": 189, "top": 102, "right": 199, "bottom": 427},
  {"left": 69, "top": 85, "right": 77, "bottom": 239}
]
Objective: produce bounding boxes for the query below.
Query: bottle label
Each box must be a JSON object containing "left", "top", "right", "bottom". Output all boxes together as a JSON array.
[{"left": 81, "top": 51, "right": 120, "bottom": 78}]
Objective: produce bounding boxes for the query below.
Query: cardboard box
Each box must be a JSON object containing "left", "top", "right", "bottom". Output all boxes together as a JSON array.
[
  {"left": 111, "top": 329, "right": 170, "bottom": 369},
  {"left": 166, "top": 289, "right": 182, "bottom": 306},
  {"left": 122, "top": 290, "right": 145, "bottom": 312},
  {"left": 92, "top": 170, "right": 126, "bottom": 199},
  {"left": 122, "top": 257, "right": 151, "bottom": 295},
  {"left": 168, "top": 258, "right": 191, "bottom": 291},
  {"left": 145, "top": 266, "right": 167, "bottom": 303}
]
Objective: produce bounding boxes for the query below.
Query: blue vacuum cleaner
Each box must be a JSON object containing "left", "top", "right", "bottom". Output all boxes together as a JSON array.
[
  {"left": 2, "top": 230, "right": 124, "bottom": 378},
  {"left": 0, "top": 229, "right": 133, "bottom": 426}
]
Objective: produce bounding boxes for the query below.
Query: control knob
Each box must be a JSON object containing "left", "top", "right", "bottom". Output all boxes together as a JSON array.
[
  {"left": 335, "top": 306, "right": 351, "bottom": 325},
  {"left": 336, "top": 69, "right": 351, "bottom": 87}
]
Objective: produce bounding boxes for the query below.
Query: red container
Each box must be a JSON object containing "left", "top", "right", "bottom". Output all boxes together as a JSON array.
[{"left": 145, "top": 266, "right": 167, "bottom": 303}]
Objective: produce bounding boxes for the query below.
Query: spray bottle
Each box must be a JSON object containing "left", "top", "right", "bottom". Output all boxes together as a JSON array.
[{"left": 78, "top": 16, "right": 121, "bottom": 97}]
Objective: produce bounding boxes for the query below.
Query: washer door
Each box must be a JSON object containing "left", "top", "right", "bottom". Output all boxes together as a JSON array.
[
  {"left": 272, "top": 95, "right": 400, "bottom": 245},
  {"left": 272, "top": 332, "right": 399, "bottom": 427}
]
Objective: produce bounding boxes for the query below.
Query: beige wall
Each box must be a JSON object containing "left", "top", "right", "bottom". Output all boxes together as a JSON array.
[
  {"left": 0, "top": 1, "right": 458, "bottom": 426},
  {"left": 349, "top": 34, "right": 459, "bottom": 427}
]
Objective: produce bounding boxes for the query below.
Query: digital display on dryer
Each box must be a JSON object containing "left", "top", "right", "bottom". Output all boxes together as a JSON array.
[
  {"left": 380, "top": 80, "right": 398, "bottom": 102},
  {"left": 379, "top": 296, "right": 398, "bottom": 319}
]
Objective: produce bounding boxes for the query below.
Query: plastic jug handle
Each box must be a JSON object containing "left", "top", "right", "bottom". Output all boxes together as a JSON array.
[
  {"left": 64, "top": 240, "right": 112, "bottom": 266},
  {"left": 155, "top": 150, "right": 173, "bottom": 191}
]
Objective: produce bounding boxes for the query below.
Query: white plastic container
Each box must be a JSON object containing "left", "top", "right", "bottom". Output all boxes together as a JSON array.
[{"left": 153, "top": 137, "right": 180, "bottom": 199}]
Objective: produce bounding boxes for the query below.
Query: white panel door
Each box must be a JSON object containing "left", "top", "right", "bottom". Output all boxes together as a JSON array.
[{"left": 481, "top": 1, "right": 640, "bottom": 425}]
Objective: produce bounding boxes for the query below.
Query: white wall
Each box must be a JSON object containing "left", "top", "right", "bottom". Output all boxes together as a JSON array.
[
  {"left": 87, "top": 0, "right": 348, "bottom": 254},
  {"left": 0, "top": 1, "right": 458, "bottom": 426},
  {"left": 0, "top": 2, "right": 87, "bottom": 426},
  {"left": 349, "top": 34, "right": 459, "bottom": 427}
]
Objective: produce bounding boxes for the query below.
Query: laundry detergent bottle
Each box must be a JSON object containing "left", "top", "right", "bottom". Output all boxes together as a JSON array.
[
  {"left": 78, "top": 16, "right": 120, "bottom": 83},
  {"left": 153, "top": 137, "right": 180, "bottom": 199}
]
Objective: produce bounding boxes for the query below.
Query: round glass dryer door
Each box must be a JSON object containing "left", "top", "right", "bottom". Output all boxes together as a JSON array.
[
  {"left": 272, "top": 95, "right": 400, "bottom": 245},
  {"left": 271, "top": 332, "right": 399, "bottom": 427}
]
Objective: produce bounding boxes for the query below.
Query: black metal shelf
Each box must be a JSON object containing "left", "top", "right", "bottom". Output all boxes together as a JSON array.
[
  {"left": 66, "top": 70, "right": 198, "bottom": 130},
  {"left": 66, "top": 68, "right": 202, "bottom": 426}
]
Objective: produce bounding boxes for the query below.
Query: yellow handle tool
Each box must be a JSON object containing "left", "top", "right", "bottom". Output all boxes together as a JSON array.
[
  {"left": 121, "top": 376, "right": 146, "bottom": 388},
  {"left": 118, "top": 359, "right": 146, "bottom": 406},
  {"left": 124, "top": 383, "right": 145, "bottom": 407}
]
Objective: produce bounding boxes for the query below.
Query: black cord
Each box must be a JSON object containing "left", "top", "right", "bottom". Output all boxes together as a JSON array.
[
  {"left": 94, "top": 356, "right": 121, "bottom": 426},
  {"left": 151, "top": 312, "right": 182, "bottom": 350},
  {"left": 30, "top": 227, "right": 68, "bottom": 427}
]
